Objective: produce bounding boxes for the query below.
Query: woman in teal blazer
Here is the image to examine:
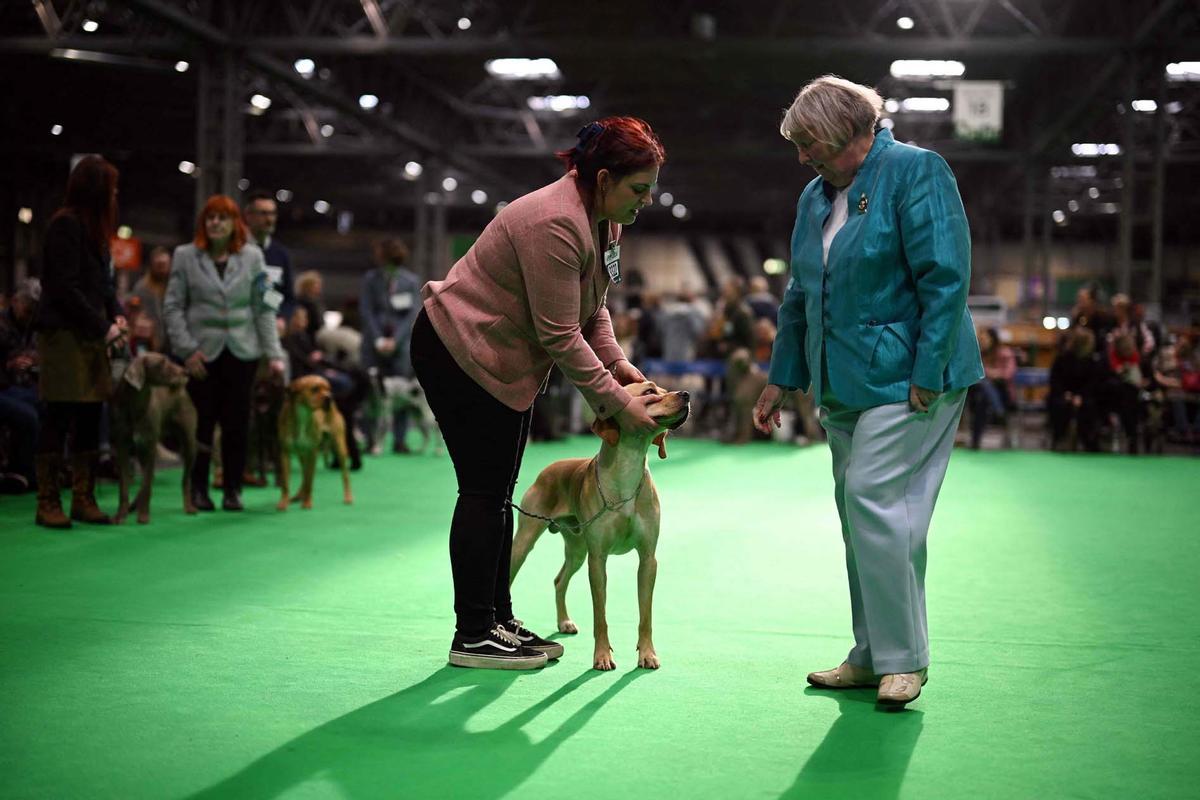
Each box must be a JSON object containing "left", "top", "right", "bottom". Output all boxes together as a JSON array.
[{"left": 754, "top": 76, "right": 983, "bottom": 708}]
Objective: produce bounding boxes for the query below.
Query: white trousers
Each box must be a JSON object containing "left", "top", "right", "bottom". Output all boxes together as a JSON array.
[{"left": 820, "top": 387, "right": 966, "bottom": 675}]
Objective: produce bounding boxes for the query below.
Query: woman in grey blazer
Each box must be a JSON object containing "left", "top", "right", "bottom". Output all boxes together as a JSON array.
[{"left": 164, "top": 195, "right": 285, "bottom": 511}]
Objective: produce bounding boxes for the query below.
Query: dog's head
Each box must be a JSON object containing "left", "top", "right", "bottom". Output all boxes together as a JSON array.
[
  {"left": 382, "top": 375, "right": 432, "bottom": 416},
  {"left": 123, "top": 352, "right": 188, "bottom": 391},
  {"left": 591, "top": 381, "right": 691, "bottom": 459},
  {"left": 289, "top": 374, "right": 334, "bottom": 411}
]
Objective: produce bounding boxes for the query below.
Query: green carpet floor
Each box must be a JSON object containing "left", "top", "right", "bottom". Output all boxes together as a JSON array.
[{"left": 1, "top": 438, "right": 1198, "bottom": 799}]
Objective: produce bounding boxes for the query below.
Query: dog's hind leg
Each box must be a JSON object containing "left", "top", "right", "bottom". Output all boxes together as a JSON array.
[
  {"left": 554, "top": 539, "right": 586, "bottom": 635},
  {"left": 510, "top": 493, "right": 551, "bottom": 585},
  {"left": 113, "top": 440, "right": 132, "bottom": 525},
  {"left": 179, "top": 411, "right": 198, "bottom": 514}
]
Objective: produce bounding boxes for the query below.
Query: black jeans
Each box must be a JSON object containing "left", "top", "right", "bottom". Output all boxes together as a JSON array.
[
  {"left": 188, "top": 349, "right": 259, "bottom": 495},
  {"left": 410, "top": 308, "right": 532, "bottom": 636},
  {"left": 36, "top": 401, "right": 101, "bottom": 455}
]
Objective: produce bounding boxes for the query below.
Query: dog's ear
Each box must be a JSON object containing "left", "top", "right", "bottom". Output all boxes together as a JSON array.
[
  {"left": 652, "top": 431, "right": 668, "bottom": 460},
  {"left": 591, "top": 415, "right": 620, "bottom": 448},
  {"left": 122, "top": 357, "right": 146, "bottom": 391}
]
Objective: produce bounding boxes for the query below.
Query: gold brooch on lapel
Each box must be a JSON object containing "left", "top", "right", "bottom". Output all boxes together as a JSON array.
[{"left": 857, "top": 193, "right": 869, "bottom": 214}]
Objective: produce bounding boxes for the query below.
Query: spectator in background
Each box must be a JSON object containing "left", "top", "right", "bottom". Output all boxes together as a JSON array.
[
  {"left": 360, "top": 237, "right": 421, "bottom": 454},
  {"left": 632, "top": 291, "right": 663, "bottom": 366},
  {"left": 657, "top": 290, "right": 708, "bottom": 362},
  {"left": 131, "top": 245, "right": 172, "bottom": 349},
  {"left": 165, "top": 194, "right": 286, "bottom": 512},
  {"left": 0, "top": 280, "right": 41, "bottom": 493},
  {"left": 967, "top": 327, "right": 1018, "bottom": 449},
  {"left": 1049, "top": 327, "right": 1106, "bottom": 451},
  {"left": 752, "top": 317, "right": 777, "bottom": 364},
  {"left": 1070, "top": 283, "right": 1113, "bottom": 351},
  {"left": 746, "top": 275, "right": 780, "bottom": 325},
  {"left": 707, "top": 276, "right": 756, "bottom": 359},
  {"left": 1108, "top": 293, "right": 1155, "bottom": 359},
  {"left": 243, "top": 190, "right": 294, "bottom": 318},
  {"left": 294, "top": 270, "right": 326, "bottom": 338},
  {"left": 34, "top": 155, "right": 127, "bottom": 528},
  {"left": 1153, "top": 333, "right": 1200, "bottom": 442}
]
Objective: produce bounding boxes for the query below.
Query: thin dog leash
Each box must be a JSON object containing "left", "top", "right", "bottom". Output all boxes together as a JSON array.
[{"left": 507, "top": 457, "right": 644, "bottom": 536}]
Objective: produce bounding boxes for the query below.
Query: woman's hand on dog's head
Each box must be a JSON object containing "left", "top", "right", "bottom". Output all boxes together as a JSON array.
[{"left": 615, "top": 393, "right": 660, "bottom": 437}]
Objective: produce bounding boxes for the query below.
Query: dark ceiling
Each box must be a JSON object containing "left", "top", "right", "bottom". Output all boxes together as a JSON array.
[{"left": 3, "top": 0, "right": 1200, "bottom": 246}]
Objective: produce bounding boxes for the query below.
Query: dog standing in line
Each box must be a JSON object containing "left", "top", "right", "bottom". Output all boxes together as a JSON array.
[
  {"left": 380, "top": 375, "right": 444, "bottom": 454},
  {"left": 109, "top": 352, "right": 199, "bottom": 524},
  {"left": 509, "top": 381, "right": 691, "bottom": 671},
  {"left": 277, "top": 374, "right": 353, "bottom": 510}
]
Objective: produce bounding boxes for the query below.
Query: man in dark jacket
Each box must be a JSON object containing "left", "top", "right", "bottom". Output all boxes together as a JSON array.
[{"left": 244, "top": 191, "right": 295, "bottom": 319}]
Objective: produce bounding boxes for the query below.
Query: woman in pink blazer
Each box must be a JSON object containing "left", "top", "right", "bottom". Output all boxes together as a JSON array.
[{"left": 412, "top": 117, "right": 665, "bottom": 670}]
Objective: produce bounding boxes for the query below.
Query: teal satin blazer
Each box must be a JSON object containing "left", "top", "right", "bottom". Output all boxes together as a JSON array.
[{"left": 767, "top": 128, "right": 984, "bottom": 409}]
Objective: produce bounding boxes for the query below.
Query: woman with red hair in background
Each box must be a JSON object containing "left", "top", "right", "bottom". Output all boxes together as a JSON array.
[
  {"left": 164, "top": 195, "right": 286, "bottom": 512},
  {"left": 412, "top": 116, "right": 666, "bottom": 670},
  {"left": 34, "top": 155, "right": 128, "bottom": 528}
]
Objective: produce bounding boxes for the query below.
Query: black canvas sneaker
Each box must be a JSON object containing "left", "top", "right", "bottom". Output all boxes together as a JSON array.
[
  {"left": 499, "top": 618, "right": 564, "bottom": 660},
  {"left": 448, "top": 625, "right": 548, "bottom": 670}
]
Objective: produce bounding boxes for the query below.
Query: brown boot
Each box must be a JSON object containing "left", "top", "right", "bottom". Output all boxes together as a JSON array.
[
  {"left": 35, "top": 454, "right": 72, "bottom": 529},
  {"left": 69, "top": 451, "right": 113, "bottom": 525}
]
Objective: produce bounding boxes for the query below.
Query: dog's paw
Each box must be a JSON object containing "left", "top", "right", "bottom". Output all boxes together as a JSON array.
[
  {"left": 301, "top": 499, "right": 313, "bottom": 510},
  {"left": 637, "top": 648, "right": 661, "bottom": 670},
  {"left": 276, "top": 499, "right": 289, "bottom": 511},
  {"left": 593, "top": 648, "right": 616, "bottom": 671},
  {"left": 343, "top": 493, "right": 353, "bottom": 505},
  {"left": 137, "top": 512, "right": 150, "bottom": 525},
  {"left": 558, "top": 619, "right": 578, "bottom": 634}
]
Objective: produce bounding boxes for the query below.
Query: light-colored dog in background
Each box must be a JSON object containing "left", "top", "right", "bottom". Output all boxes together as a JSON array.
[
  {"left": 380, "top": 375, "right": 444, "bottom": 454},
  {"left": 109, "top": 352, "right": 199, "bottom": 524},
  {"left": 277, "top": 374, "right": 353, "bottom": 510},
  {"left": 509, "top": 381, "right": 691, "bottom": 671}
]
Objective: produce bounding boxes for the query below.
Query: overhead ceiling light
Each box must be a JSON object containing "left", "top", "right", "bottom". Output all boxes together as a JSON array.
[
  {"left": 880, "top": 118, "right": 896, "bottom": 130},
  {"left": 237, "top": 178, "right": 250, "bottom": 191},
  {"left": 442, "top": 177, "right": 458, "bottom": 191},
  {"left": 82, "top": 19, "right": 99, "bottom": 32},
  {"left": 178, "top": 160, "right": 196, "bottom": 175},
  {"left": 1166, "top": 62, "right": 1200, "bottom": 81},
  {"left": 1131, "top": 99, "right": 1157, "bottom": 112},
  {"left": 1165, "top": 101, "right": 1184, "bottom": 114},
  {"left": 672, "top": 203, "right": 688, "bottom": 220},
  {"left": 900, "top": 97, "right": 950, "bottom": 112},
  {"left": 313, "top": 200, "right": 331, "bottom": 214},
  {"left": 890, "top": 59, "right": 965, "bottom": 78},
  {"left": 50, "top": 124, "right": 63, "bottom": 136},
  {"left": 763, "top": 258, "right": 788, "bottom": 275},
  {"left": 1071, "top": 143, "right": 1121, "bottom": 156},
  {"left": 250, "top": 94, "right": 272, "bottom": 110},
  {"left": 359, "top": 93, "right": 379, "bottom": 110},
  {"left": 403, "top": 161, "right": 423, "bottom": 179},
  {"left": 174, "top": 60, "right": 189, "bottom": 73},
  {"left": 1088, "top": 186, "right": 1100, "bottom": 199},
  {"left": 276, "top": 189, "right": 293, "bottom": 203},
  {"left": 1067, "top": 200, "right": 1080, "bottom": 212},
  {"left": 1100, "top": 202, "right": 1120, "bottom": 214},
  {"left": 117, "top": 225, "right": 133, "bottom": 239},
  {"left": 471, "top": 189, "right": 488, "bottom": 204},
  {"left": 294, "top": 58, "right": 315, "bottom": 77},
  {"left": 320, "top": 124, "right": 334, "bottom": 137},
  {"left": 884, "top": 98, "right": 901, "bottom": 113},
  {"left": 1052, "top": 209, "right": 1067, "bottom": 224},
  {"left": 527, "top": 95, "right": 590, "bottom": 112},
  {"left": 659, "top": 192, "right": 674, "bottom": 206},
  {"left": 485, "top": 58, "right": 561, "bottom": 80},
  {"left": 1057, "top": 317, "right": 1070, "bottom": 330},
  {"left": 494, "top": 201, "right": 509, "bottom": 214},
  {"left": 896, "top": 16, "right": 915, "bottom": 30},
  {"left": 457, "top": 17, "right": 472, "bottom": 30},
  {"left": 17, "top": 208, "right": 33, "bottom": 224},
  {"left": 1042, "top": 316, "right": 1056, "bottom": 330}
]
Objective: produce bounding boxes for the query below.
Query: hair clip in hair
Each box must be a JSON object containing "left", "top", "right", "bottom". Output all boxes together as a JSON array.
[
  {"left": 857, "top": 192, "right": 869, "bottom": 214},
  {"left": 576, "top": 122, "right": 605, "bottom": 148}
]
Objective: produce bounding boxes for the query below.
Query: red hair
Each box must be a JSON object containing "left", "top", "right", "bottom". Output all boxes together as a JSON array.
[
  {"left": 53, "top": 155, "right": 119, "bottom": 252},
  {"left": 193, "top": 194, "right": 248, "bottom": 253},
  {"left": 555, "top": 116, "right": 666, "bottom": 194}
]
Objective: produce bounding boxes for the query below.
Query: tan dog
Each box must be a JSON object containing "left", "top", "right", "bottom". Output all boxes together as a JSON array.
[
  {"left": 110, "top": 353, "right": 199, "bottom": 524},
  {"left": 277, "top": 375, "right": 353, "bottom": 510},
  {"left": 509, "top": 381, "right": 690, "bottom": 671}
]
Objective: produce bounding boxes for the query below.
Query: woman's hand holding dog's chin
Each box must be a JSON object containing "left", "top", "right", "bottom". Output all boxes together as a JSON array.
[
  {"left": 611, "top": 359, "right": 646, "bottom": 386},
  {"left": 753, "top": 384, "right": 786, "bottom": 434},
  {"left": 614, "top": 394, "right": 660, "bottom": 436}
]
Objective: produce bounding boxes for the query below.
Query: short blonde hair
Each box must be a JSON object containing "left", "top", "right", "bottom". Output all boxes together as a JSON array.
[
  {"left": 780, "top": 75, "right": 883, "bottom": 148},
  {"left": 295, "top": 270, "right": 323, "bottom": 297}
]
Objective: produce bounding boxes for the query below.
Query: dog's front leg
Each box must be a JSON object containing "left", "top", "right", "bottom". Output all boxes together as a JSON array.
[
  {"left": 276, "top": 445, "right": 291, "bottom": 511},
  {"left": 114, "top": 439, "right": 131, "bottom": 524},
  {"left": 587, "top": 550, "right": 616, "bottom": 670},
  {"left": 636, "top": 552, "right": 660, "bottom": 669},
  {"left": 135, "top": 450, "right": 156, "bottom": 525}
]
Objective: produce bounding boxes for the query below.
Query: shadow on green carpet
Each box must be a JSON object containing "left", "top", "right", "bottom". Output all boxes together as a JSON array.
[{"left": 184, "top": 666, "right": 649, "bottom": 799}]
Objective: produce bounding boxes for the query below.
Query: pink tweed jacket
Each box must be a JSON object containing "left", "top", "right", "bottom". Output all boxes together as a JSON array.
[{"left": 421, "top": 172, "right": 632, "bottom": 419}]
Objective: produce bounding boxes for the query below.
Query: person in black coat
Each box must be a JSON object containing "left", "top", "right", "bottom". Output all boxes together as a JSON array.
[
  {"left": 1049, "top": 327, "right": 1107, "bottom": 451},
  {"left": 35, "top": 155, "right": 127, "bottom": 528}
]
